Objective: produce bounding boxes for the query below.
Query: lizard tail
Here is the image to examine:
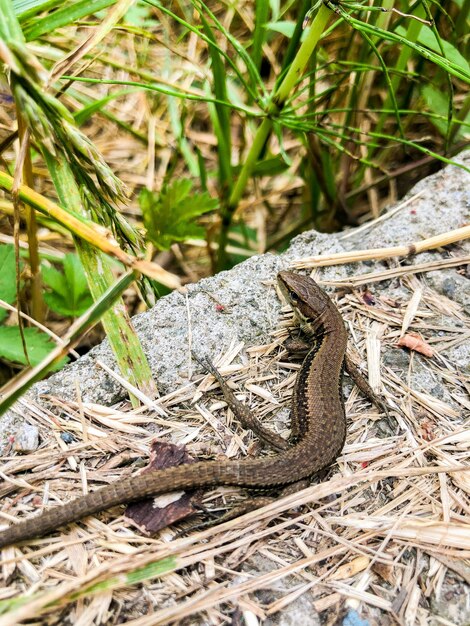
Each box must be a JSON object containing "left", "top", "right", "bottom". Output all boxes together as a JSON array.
[{"left": 0, "top": 460, "right": 235, "bottom": 548}]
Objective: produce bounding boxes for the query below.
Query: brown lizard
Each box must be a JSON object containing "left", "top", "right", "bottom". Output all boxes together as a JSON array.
[{"left": 0, "top": 271, "right": 382, "bottom": 548}]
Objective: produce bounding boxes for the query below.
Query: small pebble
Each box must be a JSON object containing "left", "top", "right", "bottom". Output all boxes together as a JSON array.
[
  {"left": 60, "top": 432, "right": 74, "bottom": 444},
  {"left": 12, "top": 423, "right": 39, "bottom": 453}
]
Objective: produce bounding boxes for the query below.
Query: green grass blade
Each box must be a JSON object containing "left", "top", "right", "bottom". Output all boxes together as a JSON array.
[
  {"left": 23, "top": 0, "right": 117, "bottom": 40},
  {"left": 198, "top": 9, "right": 232, "bottom": 198},
  {"left": 252, "top": 0, "right": 270, "bottom": 74},
  {"left": 0, "top": 270, "right": 137, "bottom": 415}
]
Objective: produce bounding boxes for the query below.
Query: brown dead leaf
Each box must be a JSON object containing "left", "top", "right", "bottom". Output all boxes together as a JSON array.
[
  {"left": 396, "top": 332, "right": 434, "bottom": 357},
  {"left": 372, "top": 562, "right": 396, "bottom": 585},
  {"left": 328, "top": 556, "right": 370, "bottom": 580},
  {"left": 125, "top": 440, "right": 203, "bottom": 535}
]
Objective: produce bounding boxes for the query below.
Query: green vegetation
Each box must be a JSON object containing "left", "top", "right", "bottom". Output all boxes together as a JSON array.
[
  {"left": 140, "top": 179, "right": 219, "bottom": 250},
  {"left": 0, "top": 244, "right": 58, "bottom": 369},
  {"left": 42, "top": 253, "right": 93, "bottom": 317}
]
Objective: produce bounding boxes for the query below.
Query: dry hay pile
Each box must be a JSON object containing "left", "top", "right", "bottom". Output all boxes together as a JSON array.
[{"left": 0, "top": 266, "right": 469, "bottom": 625}]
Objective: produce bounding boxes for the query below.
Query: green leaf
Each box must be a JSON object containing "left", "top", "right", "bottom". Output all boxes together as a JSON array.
[
  {"left": 125, "top": 2, "right": 153, "bottom": 26},
  {"left": 0, "top": 244, "right": 18, "bottom": 323},
  {"left": 41, "top": 265, "right": 67, "bottom": 298},
  {"left": 140, "top": 180, "right": 219, "bottom": 250},
  {"left": 0, "top": 244, "right": 17, "bottom": 304},
  {"left": 395, "top": 25, "right": 470, "bottom": 76},
  {"left": 231, "top": 155, "right": 290, "bottom": 177},
  {"left": 421, "top": 85, "right": 450, "bottom": 137},
  {"left": 0, "top": 326, "right": 63, "bottom": 368},
  {"left": 14, "top": 0, "right": 62, "bottom": 20},
  {"left": 421, "top": 85, "right": 470, "bottom": 140},
  {"left": 42, "top": 254, "right": 93, "bottom": 317},
  {"left": 226, "top": 222, "right": 258, "bottom": 267},
  {"left": 266, "top": 20, "right": 296, "bottom": 38}
]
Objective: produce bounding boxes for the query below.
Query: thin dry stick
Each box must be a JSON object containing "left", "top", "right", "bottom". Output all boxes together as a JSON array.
[
  {"left": 291, "top": 225, "right": 470, "bottom": 268},
  {"left": 319, "top": 255, "right": 470, "bottom": 287},
  {"left": 339, "top": 190, "right": 426, "bottom": 241}
]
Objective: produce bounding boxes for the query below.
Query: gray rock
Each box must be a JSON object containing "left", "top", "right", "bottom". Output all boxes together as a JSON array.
[
  {"left": 427, "top": 269, "right": 470, "bottom": 309},
  {"left": 263, "top": 594, "right": 321, "bottom": 626}
]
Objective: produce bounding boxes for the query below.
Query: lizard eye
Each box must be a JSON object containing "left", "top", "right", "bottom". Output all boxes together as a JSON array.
[{"left": 289, "top": 290, "right": 299, "bottom": 304}]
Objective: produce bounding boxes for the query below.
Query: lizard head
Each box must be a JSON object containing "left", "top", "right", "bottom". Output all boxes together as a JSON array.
[{"left": 277, "top": 270, "right": 333, "bottom": 330}]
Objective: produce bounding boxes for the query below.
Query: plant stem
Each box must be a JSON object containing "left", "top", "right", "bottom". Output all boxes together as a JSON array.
[
  {"left": 43, "top": 153, "right": 158, "bottom": 406},
  {"left": 271, "top": 4, "right": 331, "bottom": 108},
  {"left": 17, "top": 116, "right": 44, "bottom": 324},
  {"left": 217, "top": 3, "right": 331, "bottom": 270}
]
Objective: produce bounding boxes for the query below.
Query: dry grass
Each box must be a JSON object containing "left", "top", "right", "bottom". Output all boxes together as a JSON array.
[{"left": 0, "top": 265, "right": 469, "bottom": 625}]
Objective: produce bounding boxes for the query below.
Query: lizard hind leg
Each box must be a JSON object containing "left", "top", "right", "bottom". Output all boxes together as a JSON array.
[
  {"left": 176, "top": 479, "right": 312, "bottom": 536},
  {"left": 192, "top": 352, "right": 289, "bottom": 452},
  {"left": 344, "top": 354, "right": 389, "bottom": 416},
  {"left": 174, "top": 495, "right": 276, "bottom": 536}
]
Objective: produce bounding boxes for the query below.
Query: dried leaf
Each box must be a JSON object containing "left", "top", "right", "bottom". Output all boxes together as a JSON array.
[
  {"left": 125, "top": 440, "right": 203, "bottom": 535},
  {"left": 329, "top": 556, "right": 370, "bottom": 580},
  {"left": 396, "top": 332, "right": 434, "bottom": 357}
]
